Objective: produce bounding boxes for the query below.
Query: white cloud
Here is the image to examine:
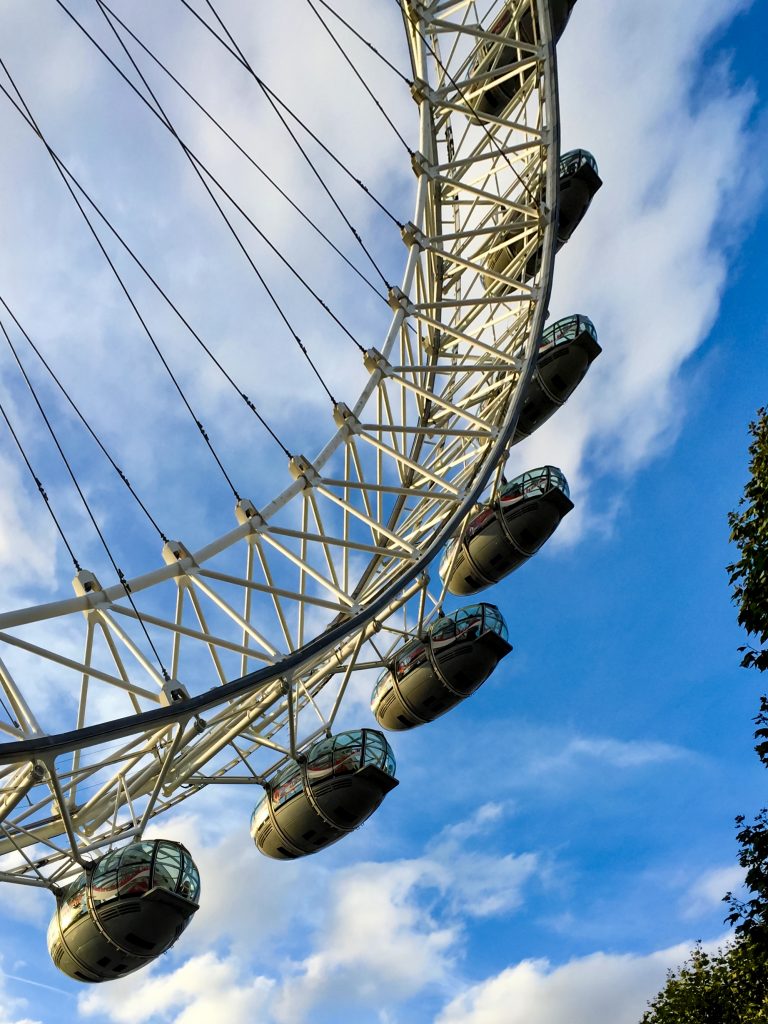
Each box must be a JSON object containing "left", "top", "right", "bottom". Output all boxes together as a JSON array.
[
  {"left": 435, "top": 943, "right": 700, "bottom": 1024},
  {"left": 78, "top": 952, "right": 274, "bottom": 1024},
  {"left": 272, "top": 858, "right": 458, "bottom": 1024}
]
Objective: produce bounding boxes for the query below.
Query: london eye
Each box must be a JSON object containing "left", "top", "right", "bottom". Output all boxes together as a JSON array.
[{"left": 0, "top": 0, "right": 602, "bottom": 981}]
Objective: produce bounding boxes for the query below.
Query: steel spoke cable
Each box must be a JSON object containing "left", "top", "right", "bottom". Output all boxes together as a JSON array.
[
  {"left": 181, "top": 0, "right": 403, "bottom": 229},
  {"left": 0, "top": 694, "right": 19, "bottom": 730},
  {"left": 304, "top": 0, "right": 412, "bottom": 155},
  {"left": 0, "top": 52, "right": 242, "bottom": 504},
  {"left": 93, "top": 0, "right": 345, "bottom": 401},
  {"left": 312, "top": 0, "right": 413, "bottom": 86},
  {"left": 178, "top": 0, "right": 403, "bottom": 272},
  {"left": 0, "top": 380, "right": 82, "bottom": 574},
  {"left": 0, "top": 293, "right": 170, "bottom": 543},
  {"left": 197, "top": 0, "right": 394, "bottom": 290},
  {"left": 188, "top": 152, "right": 366, "bottom": 364},
  {"left": 0, "top": 318, "right": 172, "bottom": 682},
  {"left": 52, "top": 0, "right": 356, "bottom": 396},
  {"left": 394, "top": 0, "right": 540, "bottom": 206},
  {"left": 0, "top": 77, "right": 295, "bottom": 461},
  {"left": 259, "top": 76, "right": 406, "bottom": 231},
  {"left": 94, "top": 0, "right": 387, "bottom": 305}
]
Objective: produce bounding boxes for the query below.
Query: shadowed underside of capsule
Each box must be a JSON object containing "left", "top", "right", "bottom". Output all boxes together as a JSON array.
[
  {"left": 440, "top": 466, "right": 573, "bottom": 596},
  {"left": 372, "top": 604, "right": 513, "bottom": 730},
  {"left": 471, "top": 0, "right": 578, "bottom": 118},
  {"left": 251, "top": 730, "right": 398, "bottom": 860},
  {"left": 47, "top": 840, "right": 200, "bottom": 983},
  {"left": 483, "top": 149, "right": 602, "bottom": 291},
  {"left": 514, "top": 314, "right": 601, "bottom": 442}
]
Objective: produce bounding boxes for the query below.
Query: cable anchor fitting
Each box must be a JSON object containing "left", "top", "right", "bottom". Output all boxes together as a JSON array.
[{"left": 288, "top": 455, "right": 320, "bottom": 488}]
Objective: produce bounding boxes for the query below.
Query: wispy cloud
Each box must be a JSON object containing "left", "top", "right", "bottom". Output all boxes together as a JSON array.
[
  {"left": 681, "top": 863, "right": 746, "bottom": 919},
  {"left": 529, "top": 736, "right": 690, "bottom": 776}
]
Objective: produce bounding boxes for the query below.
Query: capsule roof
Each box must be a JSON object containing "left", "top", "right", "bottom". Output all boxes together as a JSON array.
[
  {"left": 261, "top": 728, "right": 396, "bottom": 816},
  {"left": 429, "top": 603, "right": 509, "bottom": 644},
  {"left": 374, "top": 603, "right": 510, "bottom": 689},
  {"left": 500, "top": 465, "right": 570, "bottom": 501},
  {"left": 85, "top": 840, "right": 200, "bottom": 908},
  {"left": 559, "top": 149, "right": 599, "bottom": 178},
  {"left": 540, "top": 314, "right": 597, "bottom": 353}
]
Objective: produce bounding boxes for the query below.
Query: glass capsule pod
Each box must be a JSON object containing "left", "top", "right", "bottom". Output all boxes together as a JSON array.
[
  {"left": 484, "top": 149, "right": 602, "bottom": 291},
  {"left": 513, "top": 315, "right": 601, "bottom": 442},
  {"left": 556, "top": 149, "right": 602, "bottom": 246},
  {"left": 440, "top": 466, "right": 573, "bottom": 595},
  {"left": 371, "top": 604, "right": 512, "bottom": 731},
  {"left": 250, "top": 729, "right": 398, "bottom": 860},
  {"left": 47, "top": 839, "right": 200, "bottom": 983},
  {"left": 470, "top": 0, "right": 578, "bottom": 118}
]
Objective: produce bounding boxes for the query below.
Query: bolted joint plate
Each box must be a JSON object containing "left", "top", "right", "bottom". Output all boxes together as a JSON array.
[
  {"left": 387, "top": 286, "right": 414, "bottom": 314},
  {"left": 333, "top": 402, "right": 360, "bottom": 435},
  {"left": 411, "top": 150, "right": 434, "bottom": 178},
  {"left": 410, "top": 77, "right": 434, "bottom": 105},
  {"left": 401, "top": 221, "right": 426, "bottom": 250},
  {"left": 159, "top": 680, "right": 191, "bottom": 707},
  {"left": 72, "top": 569, "right": 103, "bottom": 599},
  {"left": 289, "top": 455, "right": 320, "bottom": 487},
  {"left": 363, "top": 347, "right": 391, "bottom": 376},
  {"left": 162, "top": 540, "right": 197, "bottom": 570},
  {"left": 235, "top": 498, "right": 265, "bottom": 528}
]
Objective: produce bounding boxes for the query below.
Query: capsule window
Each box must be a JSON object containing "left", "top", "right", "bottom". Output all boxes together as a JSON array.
[
  {"left": 179, "top": 855, "right": 200, "bottom": 902},
  {"left": 90, "top": 851, "right": 121, "bottom": 906},
  {"left": 395, "top": 641, "right": 427, "bottom": 679},
  {"left": 153, "top": 843, "right": 183, "bottom": 892},
  {"left": 59, "top": 875, "right": 88, "bottom": 932},
  {"left": 117, "top": 846, "right": 153, "bottom": 897},
  {"left": 452, "top": 607, "right": 483, "bottom": 638},
  {"left": 333, "top": 744, "right": 363, "bottom": 776},
  {"left": 273, "top": 770, "right": 304, "bottom": 809},
  {"left": 430, "top": 618, "right": 456, "bottom": 643},
  {"left": 91, "top": 869, "right": 118, "bottom": 907},
  {"left": 362, "top": 730, "right": 386, "bottom": 768}
]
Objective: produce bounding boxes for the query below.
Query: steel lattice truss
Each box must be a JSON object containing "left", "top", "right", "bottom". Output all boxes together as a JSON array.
[{"left": 0, "top": 0, "right": 560, "bottom": 890}]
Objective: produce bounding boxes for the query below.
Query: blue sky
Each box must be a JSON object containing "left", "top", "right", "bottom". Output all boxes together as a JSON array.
[{"left": 0, "top": 1, "right": 767, "bottom": 1022}]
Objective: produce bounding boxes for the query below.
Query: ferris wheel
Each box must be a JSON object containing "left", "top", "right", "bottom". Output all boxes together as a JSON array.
[{"left": 0, "top": 0, "right": 602, "bottom": 982}]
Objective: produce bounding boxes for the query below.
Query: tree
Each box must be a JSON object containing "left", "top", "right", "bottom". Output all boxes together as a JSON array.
[
  {"left": 640, "top": 942, "right": 768, "bottom": 1024},
  {"left": 724, "top": 409, "right": 768, "bottom": 945},
  {"left": 641, "top": 410, "right": 768, "bottom": 1022},
  {"left": 727, "top": 407, "right": 768, "bottom": 672}
]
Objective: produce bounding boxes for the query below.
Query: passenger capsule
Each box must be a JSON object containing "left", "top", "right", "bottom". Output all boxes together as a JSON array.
[
  {"left": 250, "top": 729, "right": 398, "bottom": 860},
  {"left": 440, "top": 466, "right": 573, "bottom": 595},
  {"left": 47, "top": 839, "right": 200, "bottom": 983},
  {"left": 484, "top": 149, "right": 602, "bottom": 290},
  {"left": 556, "top": 149, "right": 602, "bottom": 246},
  {"left": 470, "top": 1, "right": 578, "bottom": 119},
  {"left": 372, "top": 604, "right": 512, "bottom": 731},
  {"left": 514, "top": 315, "right": 601, "bottom": 442}
]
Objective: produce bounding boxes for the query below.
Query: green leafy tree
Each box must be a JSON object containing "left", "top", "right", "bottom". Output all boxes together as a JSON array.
[
  {"left": 724, "top": 409, "right": 768, "bottom": 945},
  {"left": 641, "top": 410, "right": 768, "bottom": 1022},
  {"left": 727, "top": 407, "right": 768, "bottom": 672},
  {"left": 640, "top": 942, "right": 768, "bottom": 1023}
]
